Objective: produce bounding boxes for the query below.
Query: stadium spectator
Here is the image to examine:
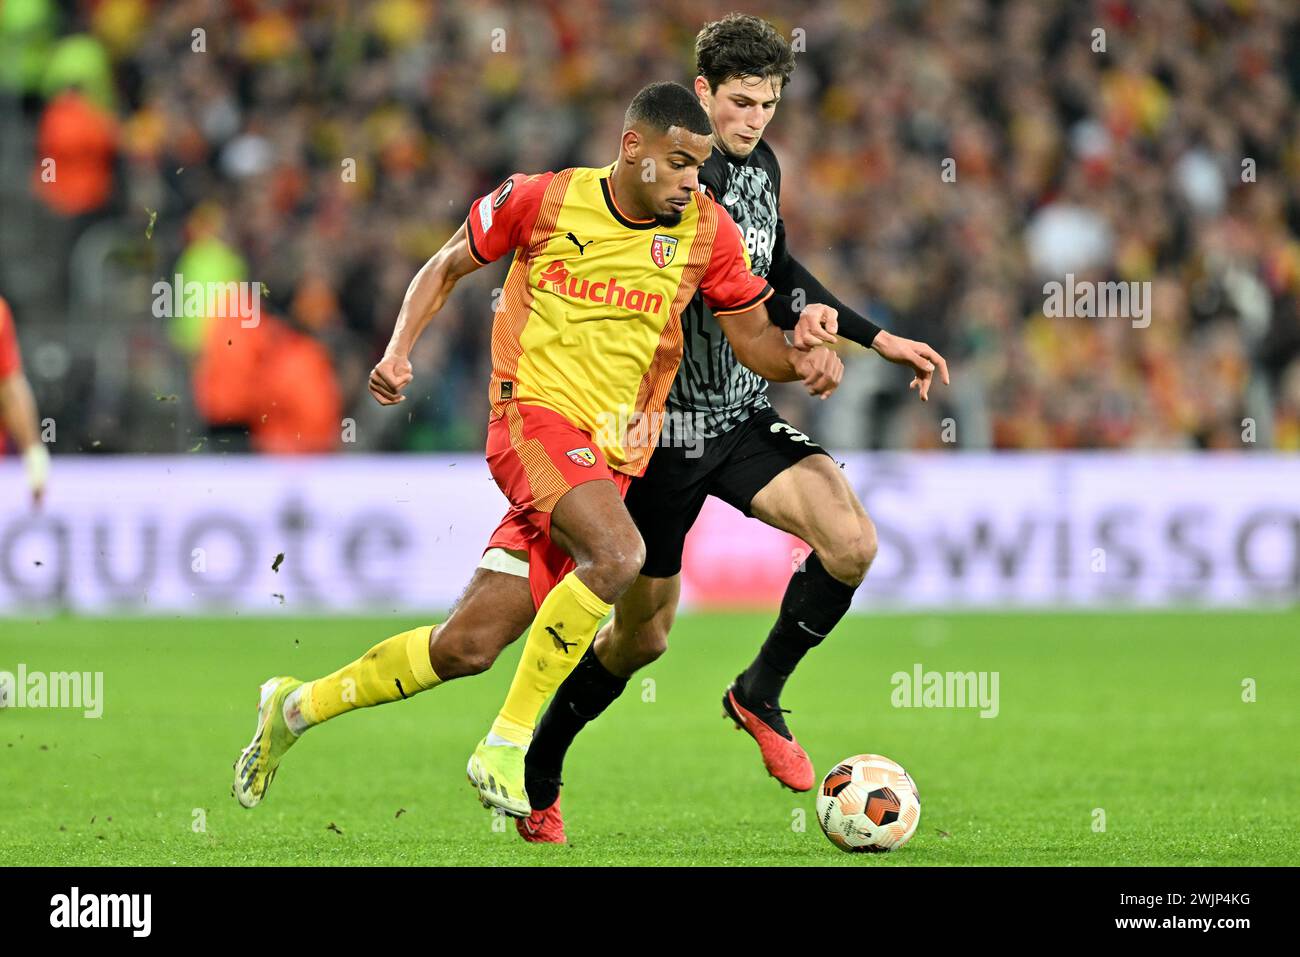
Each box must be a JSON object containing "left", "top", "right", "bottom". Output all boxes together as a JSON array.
[
  {"left": 194, "top": 308, "right": 342, "bottom": 455},
  {"left": 32, "top": 86, "right": 118, "bottom": 217},
  {"left": 2, "top": 0, "right": 1297, "bottom": 454}
]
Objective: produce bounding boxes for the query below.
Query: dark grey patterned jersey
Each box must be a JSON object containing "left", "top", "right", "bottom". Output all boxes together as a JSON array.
[{"left": 665, "top": 139, "right": 786, "bottom": 442}]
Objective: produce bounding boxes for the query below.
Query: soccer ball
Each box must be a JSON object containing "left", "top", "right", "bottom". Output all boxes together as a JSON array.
[{"left": 815, "top": 754, "right": 920, "bottom": 853}]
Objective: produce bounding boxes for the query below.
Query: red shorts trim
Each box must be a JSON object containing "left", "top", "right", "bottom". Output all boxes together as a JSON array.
[{"left": 485, "top": 402, "right": 632, "bottom": 608}]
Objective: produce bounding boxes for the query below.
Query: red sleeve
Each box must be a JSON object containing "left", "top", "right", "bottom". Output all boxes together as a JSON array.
[
  {"left": 701, "top": 204, "right": 773, "bottom": 316},
  {"left": 0, "top": 298, "right": 20, "bottom": 378},
  {"left": 464, "top": 172, "right": 553, "bottom": 265}
]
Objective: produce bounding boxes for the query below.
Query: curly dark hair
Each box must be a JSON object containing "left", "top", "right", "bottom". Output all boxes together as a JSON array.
[{"left": 695, "top": 13, "right": 796, "bottom": 94}]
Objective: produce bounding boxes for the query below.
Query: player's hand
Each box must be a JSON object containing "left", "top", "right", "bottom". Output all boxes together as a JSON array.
[
  {"left": 23, "top": 444, "right": 48, "bottom": 510},
  {"left": 792, "top": 303, "right": 839, "bottom": 351},
  {"left": 792, "top": 346, "right": 843, "bottom": 399},
  {"left": 369, "top": 353, "right": 413, "bottom": 405},
  {"left": 870, "top": 330, "right": 949, "bottom": 402}
]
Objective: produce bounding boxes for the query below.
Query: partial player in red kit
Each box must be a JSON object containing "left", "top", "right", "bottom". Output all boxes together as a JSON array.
[{"left": 0, "top": 296, "right": 48, "bottom": 507}]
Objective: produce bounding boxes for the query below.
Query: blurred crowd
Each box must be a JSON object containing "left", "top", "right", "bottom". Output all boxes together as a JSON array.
[{"left": 1, "top": 0, "right": 1298, "bottom": 453}]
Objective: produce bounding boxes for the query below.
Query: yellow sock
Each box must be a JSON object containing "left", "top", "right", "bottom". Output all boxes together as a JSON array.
[
  {"left": 492, "top": 571, "right": 612, "bottom": 746},
  {"left": 298, "top": 625, "right": 441, "bottom": 726}
]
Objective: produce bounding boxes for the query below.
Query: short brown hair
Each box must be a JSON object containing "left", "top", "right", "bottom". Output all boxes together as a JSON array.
[{"left": 695, "top": 13, "right": 796, "bottom": 95}]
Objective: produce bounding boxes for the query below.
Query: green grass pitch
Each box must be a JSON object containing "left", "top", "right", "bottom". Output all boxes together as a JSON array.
[{"left": 1, "top": 610, "right": 1296, "bottom": 866}]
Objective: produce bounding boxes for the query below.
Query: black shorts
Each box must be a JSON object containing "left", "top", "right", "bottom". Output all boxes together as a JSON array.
[{"left": 626, "top": 406, "right": 830, "bottom": 578}]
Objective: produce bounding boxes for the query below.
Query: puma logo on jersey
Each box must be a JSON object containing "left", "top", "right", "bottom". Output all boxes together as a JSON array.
[{"left": 565, "top": 232, "right": 593, "bottom": 254}]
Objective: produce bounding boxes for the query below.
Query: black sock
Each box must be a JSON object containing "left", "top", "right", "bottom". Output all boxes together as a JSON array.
[
  {"left": 525, "top": 644, "right": 629, "bottom": 809},
  {"left": 738, "top": 551, "right": 857, "bottom": 707}
]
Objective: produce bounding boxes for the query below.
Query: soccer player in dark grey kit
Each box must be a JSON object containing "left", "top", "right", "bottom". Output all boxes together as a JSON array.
[{"left": 519, "top": 13, "right": 949, "bottom": 842}]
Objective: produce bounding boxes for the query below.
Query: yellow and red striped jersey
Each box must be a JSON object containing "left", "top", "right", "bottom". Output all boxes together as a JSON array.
[{"left": 465, "top": 165, "right": 772, "bottom": 476}]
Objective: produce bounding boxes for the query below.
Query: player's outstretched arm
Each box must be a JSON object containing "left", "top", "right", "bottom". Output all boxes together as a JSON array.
[
  {"left": 703, "top": 202, "right": 841, "bottom": 396},
  {"left": 766, "top": 219, "right": 881, "bottom": 349},
  {"left": 718, "top": 302, "right": 843, "bottom": 399},
  {"left": 0, "top": 370, "right": 48, "bottom": 505},
  {"left": 784, "top": 304, "right": 949, "bottom": 402},
  {"left": 0, "top": 371, "right": 39, "bottom": 449},
  {"left": 370, "top": 223, "right": 484, "bottom": 406},
  {"left": 870, "top": 330, "right": 950, "bottom": 402}
]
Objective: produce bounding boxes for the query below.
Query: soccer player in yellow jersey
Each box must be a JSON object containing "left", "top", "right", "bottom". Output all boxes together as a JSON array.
[
  {"left": 232, "top": 82, "right": 844, "bottom": 816},
  {"left": 518, "top": 14, "right": 950, "bottom": 844}
]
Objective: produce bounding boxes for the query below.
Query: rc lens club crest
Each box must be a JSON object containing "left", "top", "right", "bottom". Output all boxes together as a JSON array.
[{"left": 651, "top": 234, "right": 677, "bottom": 268}]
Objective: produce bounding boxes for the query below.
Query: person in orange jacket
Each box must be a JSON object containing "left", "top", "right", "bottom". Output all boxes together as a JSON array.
[
  {"left": 194, "top": 310, "right": 342, "bottom": 454},
  {"left": 32, "top": 87, "right": 118, "bottom": 217}
]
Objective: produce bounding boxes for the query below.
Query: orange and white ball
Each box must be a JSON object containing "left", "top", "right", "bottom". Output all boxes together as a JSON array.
[{"left": 815, "top": 754, "right": 921, "bottom": 853}]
